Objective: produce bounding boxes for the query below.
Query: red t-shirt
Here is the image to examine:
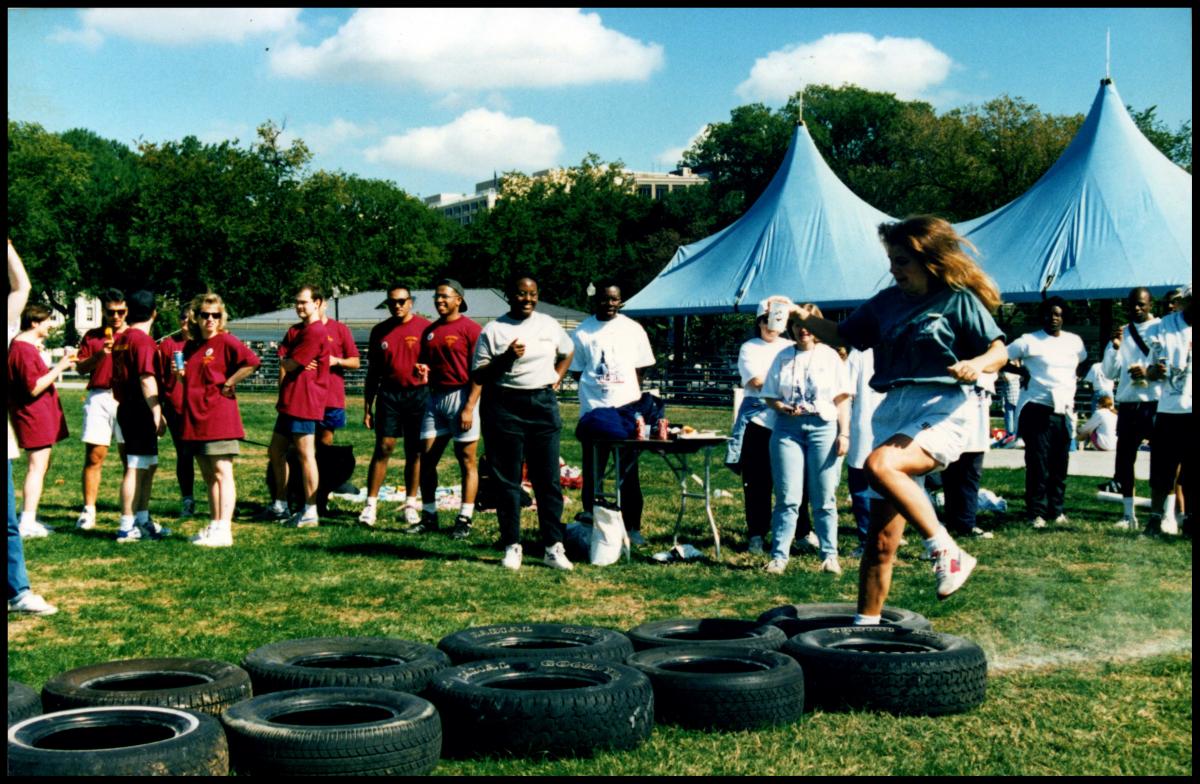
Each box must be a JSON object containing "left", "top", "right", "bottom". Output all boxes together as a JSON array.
[
  {"left": 419, "top": 316, "right": 482, "bottom": 391},
  {"left": 112, "top": 328, "right": 159, "bottom": 410},
  {"left": 367, "top": 315, "right": 431, "bottom": 392},
  {"left": 322, "top": 318, "right": 360, "bottom": 410},
  {"left": 276, "top": 320, "right": 330, "bottom": 420},
  {"left": 77, "top": 326, "right": 123, "bottom": 390},
  {"left": 7, "top": 340, "right": 69, "bottom": 449},
  {"left": 156, "top": 332, "right": 188, "bottom": 413},
  {"left": 181, "top": 332, "right": 261, "bottom": 441}
]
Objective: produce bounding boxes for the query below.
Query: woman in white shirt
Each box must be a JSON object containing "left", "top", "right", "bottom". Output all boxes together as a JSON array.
[
  {"left": 761, "top": 304, "right": 851, "bottom": 575},
  {"left": 1077, "top": 395, "right": 1118, "bottom": 451}
]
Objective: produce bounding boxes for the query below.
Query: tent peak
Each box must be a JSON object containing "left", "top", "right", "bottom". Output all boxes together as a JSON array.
[{"left": 1100, "top": 77, "right": 1113, "bottom": 86}]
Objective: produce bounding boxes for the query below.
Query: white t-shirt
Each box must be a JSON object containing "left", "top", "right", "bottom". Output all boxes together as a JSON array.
[
  {"left": 963, "top": 372, "right": 997, "bottom": 453},
  {"left": 847, "top": 348, "right": 884, "bottom": 469},
  {"left": 1079, "top": 408, "right": 1118, "bottom": 450},
  {"left": 1082, "top": 362, "right": 1114, "bottom": 398},
  {"left": 570, "top": 314, "right": 655, "bottom": 416},
  {"left": 1143, "top": 311, "right": 1192, "bottom": 415},
  {"left": 1101, "top": 316, "right": 1162, "bottom": 403},
  {"left": 1007, "top": 330, "right": 1087, "bottom": 415},
  {"left": 738, "top": 336, "right": 793, "bottom": 428},
  {"left": 473, "top": 311, "right": 574, "bottom": 389},
  {"left": 761, "top": 343, "right": 851, "bottom": 423}
]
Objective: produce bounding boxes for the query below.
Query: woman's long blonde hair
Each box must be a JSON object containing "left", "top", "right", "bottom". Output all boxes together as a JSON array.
[
  {"left": 878, "top": 216, "right": 1003, "bottom": 313},
  {"left": 186, "top": 292, "right": 228, "bottom": 341}
]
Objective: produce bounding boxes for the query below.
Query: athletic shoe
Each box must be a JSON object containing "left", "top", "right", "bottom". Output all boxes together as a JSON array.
[
  {"left": 1113, "top": 518, "right": 1135, "bottom": 530},
  {"left": 933, "top": 544, "right": 976, "bottom": 600},
  {"left": 1031, "top": 516, "right": 1047, "bottom": 529},
  {"left": 765, "top": 558, "right": 787, "bottom": 575},
  {"left": 403, "top": 506, "right": 422, "bottom": 527},
  {"left": 180, "top": 498, "right": 196, "bottom": 518},
  {"left": 1141, "top": 515, "right": 1163, "bottom": 538},
  {"left": 543, "top": 542, "right": 574, "bottom": 571},
  {"left": 1097, "top": 479, "right": 1122, "bottom": 493},
  {"left": 747, "top": 536, "right": 765, "bottom": 555},
  {"left": 8, "top": 591, "right": 57, "bottom": 616},
  {"left": 1053, "top": 514, "right": 1069, "bottom": 525},
  {"left": 405, "top": 511, "right": 438, "bottom": 534},
  {"left": 115, "top": 527, "right": 143, "bottom": 543},
  {"left": 138, "top": 520, "right": 171, "bottom": 540},
  {"left": 357, "top": 505, "right": 377, "bottom": 528},
  {"left": 190, "top": 525, "right": 233, "bottom": 548},
  {"left": 820, "top": 556, "right": 842, "bottom": 575},
  {"left": 18, "top": 520, "right": 53, "bottom": 539},
  {"left": 965, "top": 528, "right": 995, "bottom": 539},
  {"left": 793, "top": 531, "right": 819, "bottom": 554},
  {"left": 260, "top": 504, "right": 290, "bottom": 522},
  {"left": 451, "top": 515, "right": 473, "bottom": 540},
  {"left": 76, "top": 510, "right": 96, "bottom": 530},
  {"left": 1160, "top": 516, "right": 1179, "bottom": 536},
  {"left": 285, "top": 510, "right": 319, "bottom": 529},
  {"left": 501, "top": 543, "right": 523, "bottom": 570},
  {"left": 628, "top": 530, "right": 647, "bottom": 546}
]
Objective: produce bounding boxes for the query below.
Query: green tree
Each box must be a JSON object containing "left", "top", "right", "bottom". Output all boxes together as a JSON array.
[{"left": 1128, "top": 104, "right": 1191, "bottom": 173}]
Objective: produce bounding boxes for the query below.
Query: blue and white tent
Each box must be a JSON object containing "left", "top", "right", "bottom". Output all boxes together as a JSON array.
[
  {"left": 956, "top": 79, "right": 1192, "bottom": 302},
  {"left": 623, "top": 122, "right": 897, "bottom": 316}
]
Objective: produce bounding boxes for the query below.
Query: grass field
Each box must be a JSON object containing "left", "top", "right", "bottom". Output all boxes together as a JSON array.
[{"left": 8, "top": 389, "right": 1192, "bottom": 775}]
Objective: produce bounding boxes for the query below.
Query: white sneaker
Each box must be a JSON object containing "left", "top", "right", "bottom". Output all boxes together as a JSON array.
[
  {"left": 765, "top": 558, "right": 787, "bottom": 575},
  {"left": 404, "top": 506, "right": 421, "bottom": 526},
  {"left": 1031, "top": 516, "right": 1047, "bottom": 529},
  {"left": 115, "top": 526, "right": 143, "bottom": 544},
  {"left": 191, "top": 525, "right": 233, "bottom": 548},
  {"left": 820, "top": 556, "right": 842, "bottom": 575},
  {"left": 747, "top": 536, "right": 765, "bottom": 555},
  {"left": 933, "top": 544, "right": 977, "bottom": 600},
  {"left": 1053, "top": 514, "right": 1069, "bottom": 525},
  {"left": 180, "top": 498, "right": 196, "bottom": 518},
  {"left": 1160, "top": 517, "right": 1180, "bottom": 536},
  {"left": 19, "top": 520, "right": 53, "bottom": 539},
  {"left": 76, "top": 510, "right": 96, "bottom": 530},
  {"left": 286, "top": 510, "right": 319, "bottom": 528},
  {"left": 358, "top": 505, "right": 377, "bottom": 527},
  {"left": 501, "top": 543, "right": 523, "bottom": 571},
  {"left": 9, "top": 591, "right": 57, "bottom": 616},
  {"left": 793, "top": 531, "right": 819, "bottom": 554},
  {"left": 543, "top": 542, "right": 574, "bottom": 571},
  {"left": 1113, "top": 518, "right": 1135, "bottom": 530}
]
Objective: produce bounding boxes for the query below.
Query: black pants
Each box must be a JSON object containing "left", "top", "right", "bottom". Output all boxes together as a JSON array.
[
  {"left": 1115, "top": 402, "right": 1156, "bottom": 497},
  {"left": 741, "top": 421, "right": 806, "bottom": 539},
  {"left": 481, "top": 386, "right": 564, "bottom": 548},
  {"left": 1150, "top": 412, "right": 1192, "bottom": 506},
  {"left": 942, "top": 451, "right": 984, "bottom": 534},
  {"left": 1019, "top": 403, "right": 1070, "bottom": 520},
  {"left": 580, "top": 439, "right": 642, "bottom": 531}
]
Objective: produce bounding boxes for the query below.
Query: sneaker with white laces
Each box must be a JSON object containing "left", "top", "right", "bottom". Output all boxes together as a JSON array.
[
  {"left": 358, "top": 505, "right": 377, "bottom": 528},
  {"left": 765, "top": 558, "right": 788, "bottom": 575},
  {"left": 747, "top": 536, "right": 765, "bottom": 555},
  {"left": 1031, "top": 516, "right": 1047, "bottom": 529},
  {"left": 191, "top": 525, "right": 233, "bottom": 548},
  {"left": 450, "top": 515, "right": 473, "bottom": 540},
  {"left": 933, "top": 544, "right": 976, "bottom": 600},
  {"left": 820, "top": 556, "right": 842, "bottom": 575},
  {"left": 501, "top": 543, "right": 523, "bottom": 570},
  {"left": 180, "top": 498, "right": 196, "bottom": 518},
  {"left": 543, "top": 542, "right": 574, "bottom": 571},
  {"left": 286, "top": 510, "right": 319, "bottom": 529},
  {"left": 1113, "top": 518, "right": 1135, "bottom": 530},
  {"left": 18, "top": 520, "right": 53, "bottom": 539},
  {"left": 9, "top": 591, "right": 58, "bottom": 616},
  {"left": 115, "top": 526, "right": 143, "bottom": 544},
  {"left": 76, "top": 510, "right": 96, "bottom": 530}
]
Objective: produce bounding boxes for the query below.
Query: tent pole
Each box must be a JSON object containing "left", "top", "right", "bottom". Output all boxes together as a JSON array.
[{"left": 672, "top": 315, "right": 686, "bottom": 370}]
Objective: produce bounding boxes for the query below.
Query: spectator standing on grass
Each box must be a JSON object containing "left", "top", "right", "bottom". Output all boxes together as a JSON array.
[
  {"left": 728, "top": 297, "right": 794, "bottom": 555},
  {"left": 570, "top": 280, "right": 656, "bottom": 547},
  {"left": 156, "top": 304, "right": 197, "bottom": 519},
  {"left": 73, "top": 287, "right": 129, "bottom": 532},
  {"left": 7, "top": 239, "right": 57, "bottom": 615},
  {"left": 472, "top": 275, "right": 575, "bottom": 572},
  {"left": 995, "top": 364, "right": 1021, "bottom": 444},
  {"left": 1077, "top": 395, "right": 1118, "bottom": 452},
  {"left": 939, "top": 373, "right": 998, "bottom": 540},
  {"left": 179, "top": 293, "right": 261, "bottom": 548},
  {"left": 761, "top": 303, "right": 851, "bottom": 576},
  {"left": 1005, "top": 297, "right": 1087, "bottom": 530},
  {"left": 413, "top": 279, "right": 483, "bottom": 540},
  {"left": 1142, "top": 285, "right": 1192, "bottom": 538},
  {"left": 1101, "top": 287, "right": 1162, "bottom": 530},
  {"left": 360, "top": 284, "right": 430, "bottom": 530},
  {"left": 316, "top": 298, "right": 361, "bottom": 447},
  {"left": 112, "top": 291, "right": 168, "bottom": 543},
  {"left": 265, "top": 285, "right": 329, "bottom": 529},
  {"left": 791, "top": 216, "right": 1008, "bottom": 617}
]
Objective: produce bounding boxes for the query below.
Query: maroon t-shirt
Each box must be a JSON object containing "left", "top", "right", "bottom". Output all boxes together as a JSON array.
[
  {"left": 112, "top": 329, "right": 159, "bottom": 409},
  {"left": 367, "top": 315, "right": 431, "bottom": 392},
  {"left": 419, "top": 316, "right": 482, "bottom": 391},
  {"left": 7, "top": 340, "right": 69, "bottom": 449},
  {"left": 182, "top": 332, "right": 261, "bottom": 441},
  {"left": 156, "top": 332, "right": 188, "bottom": 413},
  {"left": 322, "top": 318, "right": 360, "bottom": 410},
  {"left": 276, "top": 320, "right": 330, "bottom": 420},
  {"left": 77, "top": 326, "right": 123, "bottom": 390}
]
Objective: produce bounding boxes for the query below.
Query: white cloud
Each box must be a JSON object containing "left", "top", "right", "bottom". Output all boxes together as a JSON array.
[
  {"left": 656, "top": 125, "right": 711, "bottom": 169},
  {"left": 364, "top": 109, "right": 563, "bottom": 179},
  {"left": 736, "top": 33, "right": 954, "bottom": 103},
  {"left": 51, "top": 8, "right": 301, "bottom": 47},
  {"left": 279, "top": 118, "right": 375, "bottom": 156},
  {"left": 269, "top": 8, "right": 663, "bottom": 90}
]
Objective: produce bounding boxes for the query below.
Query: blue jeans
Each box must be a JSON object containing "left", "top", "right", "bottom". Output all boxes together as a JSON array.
[
  {"left": 769, "top": 416, "right": 842, "bottom": 561},
  {"left": 9, "top": 459, "right": 31, "bottom": 601},
  {"left": 1003, "top": 402, "right": 1018, "bottom": 436}
]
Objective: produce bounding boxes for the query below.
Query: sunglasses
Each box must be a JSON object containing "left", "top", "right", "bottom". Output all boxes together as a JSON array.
[
  {"left": 387, "top": 297, "right": 409, "bottom": 306},
  {"left": 106, "top": 308, "right": 127, "bottom": 315},
  {"left": 198, "top": 312, "right": 221, "bottom": 320}
]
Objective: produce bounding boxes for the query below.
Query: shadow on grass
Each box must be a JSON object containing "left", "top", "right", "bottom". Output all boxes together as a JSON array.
[{"left": 293, "top": 540, "right": 481, "bottom": 562}]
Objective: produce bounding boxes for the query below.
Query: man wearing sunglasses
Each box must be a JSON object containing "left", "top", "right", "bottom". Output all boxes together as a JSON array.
[
  {"left": 73, "top": 288, "right": 130, "bottom": 532},
  {"left": 360, "top": 284, "right": 431, "bottom": 528}
]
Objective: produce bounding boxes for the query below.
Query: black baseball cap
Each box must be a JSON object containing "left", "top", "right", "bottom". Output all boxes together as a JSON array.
[{"left": 434, "top": 278, "right": 468, "bottom": 313}]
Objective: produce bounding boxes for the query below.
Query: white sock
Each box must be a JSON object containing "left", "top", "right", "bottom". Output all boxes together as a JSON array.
[
  {"left": 925, "top": 528, "right": 955, "bottom": 555},
  {"left": 304, "top": 504, "right": 318, "bottom": 519},
  {"left": 134, "top": 510, "right": 150, "bottom": 525},
  {"left": 118, "top": 515, "right": 136, "bottom": 532},
  {"left": 217, "top": 519, "right": 232, "bottom": 533},
  {"left": 82, "top": 505, "right": 96, "bottom": 515},
  {"left": 460, "top": 503, "right": 475, "bottom": 519},
  {"left": 20, "top": 511, "right": 36, "bottom": 526},
  {"left": 406, "top": 497, "right": 420, "bottom": 510},
  {"left": 1164, "top": 495, "right": 1177, "bottom": 521},
  {"left": 271, "top": 499, "right": 288, "bottom": 512},
  {"left": 365, "top": 496, "right": 378, "bottom": 508},
  {"left": 853, "top": 614, "right": 881, "bottom": 626},
  {"left": 1123, "top": 497, "right": 1136, "bottom": 520},
  {"left": 423, "top": 502, "right": 437, "bottom": 514}
]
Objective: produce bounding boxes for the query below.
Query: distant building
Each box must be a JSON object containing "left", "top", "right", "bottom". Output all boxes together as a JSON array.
[{"left": 423, "top": 178, "right": 501, "bottom": 227}]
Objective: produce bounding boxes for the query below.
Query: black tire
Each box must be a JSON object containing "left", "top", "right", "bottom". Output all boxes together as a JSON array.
[
  {"left": 221, "top": 687, "right": 441, "bottom": 776},
  {"left": 757, "top": 603, "right": 933, "bottom": 638},
  {"left": 625, "top": 618, "right": 787, "bottom": 652},
  {"left": 427, "top": 658, "right": 654, "bottom": 758},
  {"left": 8, "top": 680, "right": 42, "bottom": 726},
  {"left": 626, "top": 645, "right": 805, "bottom": 731},
  {"left": 242, "top": 637, "right": 451, "bottom": 695},
  {"left": 41, "top": 657, "right": 252, "bottom": 717},
  {"left": 781, "top": 626, "right": 987, "bottom": 715},
  {"left": 7, "top": 705, "right": 229, "bottom": 776},
  {"left": 437, "top": 623, "right": 634, "bottom": 665}
]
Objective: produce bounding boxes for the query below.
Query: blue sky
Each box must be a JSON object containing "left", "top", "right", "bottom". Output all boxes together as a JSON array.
[{"left": 8, "top": 8, "right": 1192, "bottom": 200}]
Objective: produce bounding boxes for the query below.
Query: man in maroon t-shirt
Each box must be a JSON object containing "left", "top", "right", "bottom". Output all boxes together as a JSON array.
[
  {"left": 317, "top": 299, "right": 361, "bottom": 447},
  {"left": 266, "top": 284, "right": 330, "bottom": 528},
  {"left": 413, "top": 279, "right": 483, "bottom": 539},
  {"left": 112, "top": 290, "right": 168, "bottom": 543},
  {"left": 156, "top": 304, "right": 196, "bottom": 517},
  {"left": 359, "top": 284, "right": 430, "bottom": 529}
]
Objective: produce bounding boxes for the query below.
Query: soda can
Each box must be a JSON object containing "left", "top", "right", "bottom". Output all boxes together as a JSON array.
[
  {"left": 173, "top": 350, "right": 185, "bottom": 372},
  {"left": 634, "top": 414, "right": 647, "bottom": 440},
  {"left": 104, "top": 327, "right": 113, "bottom": 339},
  {"left": 655, "top": 417, "right": 669, "bottom": 440}
]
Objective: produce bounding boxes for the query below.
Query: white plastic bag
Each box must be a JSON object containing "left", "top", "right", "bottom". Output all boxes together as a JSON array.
[{"left": 590, "top": 504, "right": 630, "bottom": 566}]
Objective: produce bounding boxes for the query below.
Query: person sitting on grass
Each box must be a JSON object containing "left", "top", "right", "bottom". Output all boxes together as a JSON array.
[{"left": 1077, "top": 395, "right": 1118, "bottom": 452}]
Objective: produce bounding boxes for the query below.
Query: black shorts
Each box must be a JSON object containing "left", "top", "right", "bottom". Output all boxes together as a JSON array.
[
  {"left": 116, "top": 402, "right": 158, "bottom": 458},
  {"left": 1116, "top": 401, "right": 1156, "bottom": 445},
  {"left": 1150, "top": 412, "right": 1191, "bottom": 491},
  {"left": 374, "top": 386, "right": 429, "bottom": 440}
]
